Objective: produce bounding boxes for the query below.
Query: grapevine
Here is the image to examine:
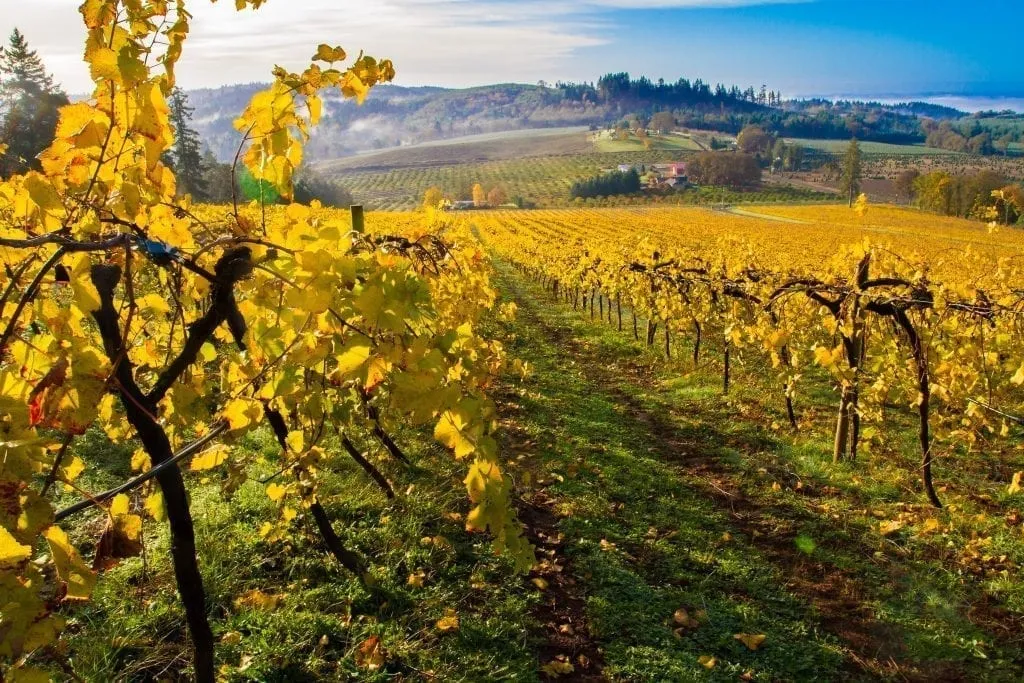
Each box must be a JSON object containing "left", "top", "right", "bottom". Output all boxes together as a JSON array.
[{"left": 0, "top": 2, "right": 530, "bottom": 680}]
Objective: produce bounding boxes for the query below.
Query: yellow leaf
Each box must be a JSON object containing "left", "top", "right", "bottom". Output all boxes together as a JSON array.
[
  {"left": 145, "top": 491, "right": 165, "bottom": 522},
  {"left": 191, "top": 444, "right": 229, "bottom": 471},
  {"left": 1009, "top": 471, "right": 1024, "bottom": 495},
  {"left": 285, "top": 431, "right": 304, "bottom": 453},
  {"left": 69, "top": 253, "right": 101, "bottom": 313},
  {"left": 698, "top": 655, "right": 717, "bottom": 669},
  {"left": 407, "top": 571, "right": 425, "bottom": 587},
  {"left": 436, "top": 609, "right": 460, "bottom": 632},
  {"left": 222, "top": 398, "right": 260, "bottom": 431},
  {"left": 435, "top": 408, "right": 476, "bottom": 459},
  {"left": 130, "top": 448, "right": 151, "bottom": 473},
  {"left": 879, "top": 520, "right": 904, "bottom": 536},
  {"left": 221, "top": 631, "right": 243, "bottom": 645},
  {"left": 234, "top": 589, "right": 283, "bottom": 610},
  {"left": 0, "top": 526, "right": 32, "bottom": 568},
  {"left": 532, "top": 577, "right": 549, "bottom": 590},
  {"left": 540, "top": 659, "right": 575, "bottom": 676},
  {"left": 266, "top": 483, "right": 287, "bottom": 502},
  {"left": 313, "top": 44, "right": 347, "bottom": 63},
  {"left": 110, "top": 493, "right": 130, "bottom": 517},
  {"left": 335, "top": 340, "right": 372, "bottom": 376},
  {"left": 734, "top": 633, "right": 766, "bottom": 650},
  {"left": 44, "top": 525, "right": 96, "bottom": 600}
]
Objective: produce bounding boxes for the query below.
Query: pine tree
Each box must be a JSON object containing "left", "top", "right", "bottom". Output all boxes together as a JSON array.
[
  {"left": 0, "top": 29, "right": 67, "bottom": 177},
  {"left": 167, "top": 87, "right": 208, "bottom": 200},
  {"left": 841, "top": 138, "right": 862, "bottom": 207}
]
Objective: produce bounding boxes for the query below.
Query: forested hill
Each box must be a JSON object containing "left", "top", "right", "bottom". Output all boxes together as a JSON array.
[{"left": 185, "top": 74, "right": 1014, "bottom": 162}]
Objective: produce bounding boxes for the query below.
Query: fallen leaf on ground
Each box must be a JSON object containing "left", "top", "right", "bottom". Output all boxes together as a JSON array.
[{"left": 734, "top": 633, "right": 766, "bottom": 650}]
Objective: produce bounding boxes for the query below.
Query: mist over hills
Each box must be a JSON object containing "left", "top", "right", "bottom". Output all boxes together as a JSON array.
[{"left": 185, "top": 77, "right": 1018, "bottom": 164}]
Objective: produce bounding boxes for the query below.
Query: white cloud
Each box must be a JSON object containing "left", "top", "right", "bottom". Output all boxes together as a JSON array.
[{"left": 0, "top": 0, "right": 807, "bottom": 92}]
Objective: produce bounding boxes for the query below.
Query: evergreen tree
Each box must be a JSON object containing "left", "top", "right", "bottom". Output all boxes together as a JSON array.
[
  {"left": 167, "top": 87, "right": 207, "bottom": 199},
  {"left": 841, "top": 138, "right": 862, "bottom": 207},
  {"left": 0, "top": 29, "right": 68, "bottom": 177}
]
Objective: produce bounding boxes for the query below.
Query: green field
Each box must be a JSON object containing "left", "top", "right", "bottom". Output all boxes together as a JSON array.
[{"left": 593, "top": 131, "right": 705, "bottom": 153}]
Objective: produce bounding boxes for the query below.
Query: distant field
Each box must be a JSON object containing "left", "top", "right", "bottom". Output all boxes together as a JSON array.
[
  {"left": 315, "top": 128, "right": 593, "bottom": 173},
  {"left": 787, "top": 138, "right": 958, "bottom": 155},
  {"left": 326, "top": 153, "right": 680, "bottom": 210},
  {"left": 593, "top": 131, "right": 703, "bottom": 153}
]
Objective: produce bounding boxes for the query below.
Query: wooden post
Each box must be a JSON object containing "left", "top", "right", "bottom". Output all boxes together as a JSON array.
[{"left": 350, "top": 205, "right": 365, "bottom": 234}]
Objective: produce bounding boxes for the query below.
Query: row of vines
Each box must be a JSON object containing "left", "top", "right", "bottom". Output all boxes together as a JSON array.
[{"left": 476, "top": 207, "right": 1024, "bottom": 509}]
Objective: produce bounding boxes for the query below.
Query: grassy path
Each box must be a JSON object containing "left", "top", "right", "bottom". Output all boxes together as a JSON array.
[{"left": 493, "top": 260, "right": 1024, "bottom": 681}]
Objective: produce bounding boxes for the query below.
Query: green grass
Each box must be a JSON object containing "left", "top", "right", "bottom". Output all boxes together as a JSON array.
[{"left": 593, "top": 132, "right": 703, "bottom": 153}]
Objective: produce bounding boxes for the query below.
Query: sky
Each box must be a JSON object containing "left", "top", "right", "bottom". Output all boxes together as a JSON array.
[{"left": 1, "top": 0, "right": 1021, "bottom": 102}]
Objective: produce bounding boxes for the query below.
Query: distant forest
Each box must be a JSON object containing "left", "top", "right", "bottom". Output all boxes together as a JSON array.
[{"left": 552, "top": 73, "right": 1020, "bottom": 152}]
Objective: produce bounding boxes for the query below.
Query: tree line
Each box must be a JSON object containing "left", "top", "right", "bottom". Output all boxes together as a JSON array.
[
  {"left": 895, "top": 169, "right": 1024, "bottom": 224},
  {"left": 570, "top": 169, "right": 642, "bottom": 199}
]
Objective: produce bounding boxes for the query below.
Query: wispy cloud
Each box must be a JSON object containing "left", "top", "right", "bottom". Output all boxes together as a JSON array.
[{"left": 0, "top": 0, "right": 809, "bottom": 92}]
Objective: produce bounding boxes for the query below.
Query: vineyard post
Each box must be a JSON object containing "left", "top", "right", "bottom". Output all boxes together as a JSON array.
[
  {"left": 723, "top": 342, "right": 731, "bottom": 394},
  {"left": 616, "top": 294, "right": 622, "bottom": 331},
  {"left": 664, "top": 325, "right": 671, "bottom": 359},
  {"left": 350, "top": 205, "right": 365, "bottom": 234},
  {"left": 693, "top": 321, "right": 701, "bottom": 366},
  {"left": 632, "top": 310, "right": 639, "bottom": 340},
  {"left": 599, "top": 293, "right": 604, "bottom": 319}
]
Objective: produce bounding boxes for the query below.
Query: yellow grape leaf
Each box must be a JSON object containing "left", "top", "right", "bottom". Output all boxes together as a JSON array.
[
  {"left": 1009, "top": 472, "right": 1023, "bottom": 495},
  {"left": 355, "top": 635, "right": 385, "bottom": 670},
  {"left": 130, "top": 448, "right": 151, "bottom": 473},
  {"left": 436, "top": 609, "right": 460, "bottom": 632},
  {"left": 191, "top": 444, "right": 230, "bottom": 471},
  {"left": 1010, "top": 365, "right": 1024, "bottom": 385},
  {"left": 69, "top": 253, "right": 101, "bottom": 313},
  {"left": 734, "top": 633, "right": 766, "bottom": 650},
  {"left": 540, "top": 659, "right": 575, "bottom": 676},
  {"left": 221, "top": 631, "right": 243, "bottom": 645},
  {"left": 698, "top": 655, "right": 717, "bottom": 669},
  {"left": 145, "top": 491, "right": 166, "bottom": 522},
  {"left": 435, "top": 409, "right": 476, "bottom": 459},
  {"left": 313, "top": 44, "right": 347, "bottom": 63},
  {"left": 879, "top": 520, "right": 904, "bottom": 536},
  {"left": 110, "top": 493, "right": 130, "bottom": 517},
  {"left": 266, "top": 483, "right": 287, "bottom": 502},
  {"left": 234, "top": 589, "right": 283, "bottom": 610},
  {"left": 0, "top": 526, "right": 32, "bottom": 568},
  {"left": 222, "top": 398, "right": 260, "bottom": 431},
  {"left": 407, "top": 571, "right": 425, "bottom": 587},
  {"left": 285, "top": 431, "right": 303, "bottom": 453},
  {"left": 44, "top": 525, "right": 96, "bottom": 600},
  {"left": 918, "top": 518, "right": 942, "bottom": 535},
  {"left": 531, "top": 577, "right": 549, "bottom": 590},
  {"left": 335, "top": 340, "right": 372, "bottom": 376}
]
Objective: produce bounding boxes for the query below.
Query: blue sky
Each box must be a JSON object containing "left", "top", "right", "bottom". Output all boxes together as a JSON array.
[{"left": 1, "top": 0, "right": 1020, "bottom": 99}]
